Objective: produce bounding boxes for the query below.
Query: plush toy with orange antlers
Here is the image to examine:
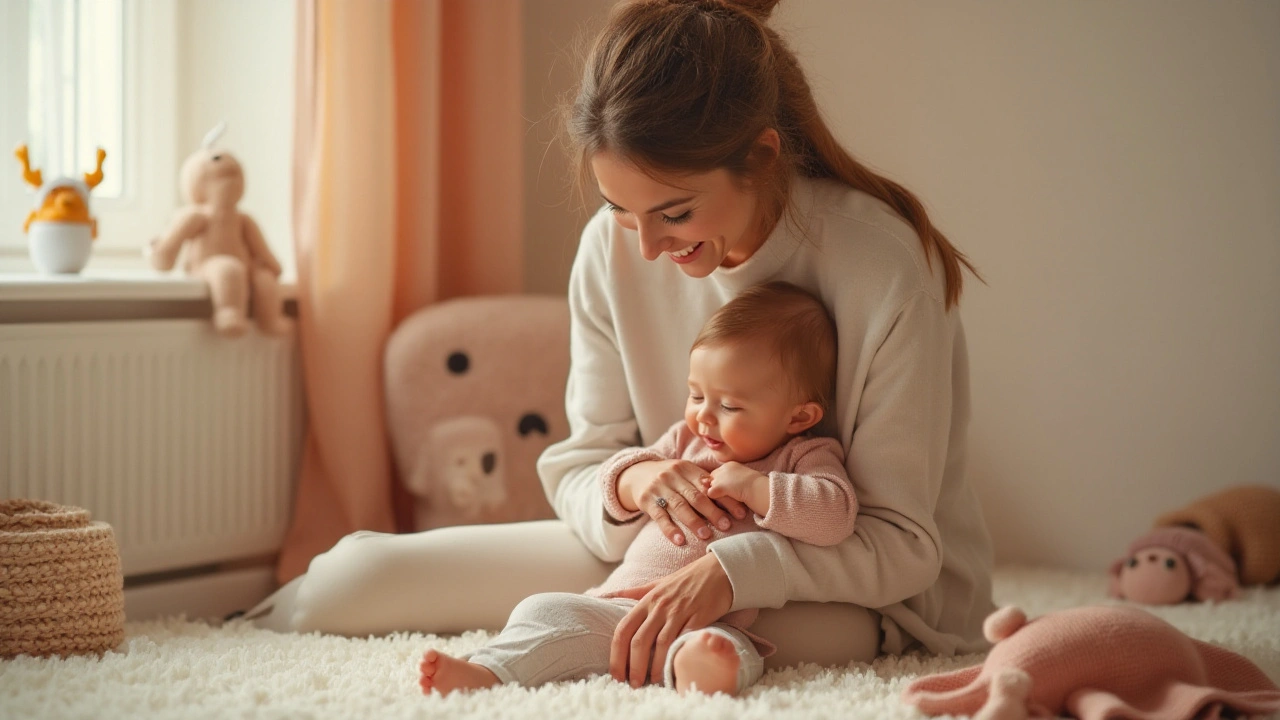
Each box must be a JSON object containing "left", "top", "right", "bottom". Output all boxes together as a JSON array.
[
  {"left": 148, "top": 123, "right": 288, "bottom": 337},
  {"left": 15, "top": 144, "right": 106, "bottom": 274}
]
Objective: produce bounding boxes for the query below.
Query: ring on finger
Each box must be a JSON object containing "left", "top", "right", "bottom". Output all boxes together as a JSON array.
[{"left": 655, "top": 497, "right": 668, "bottom": 510}]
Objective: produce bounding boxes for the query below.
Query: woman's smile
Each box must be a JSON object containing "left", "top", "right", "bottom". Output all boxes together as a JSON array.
[
  {"left": 669, "top": 242, "right": 704, "bottom": 263},
  {"left": 590, "top": 151, "right": 768, "bottom": 278}
]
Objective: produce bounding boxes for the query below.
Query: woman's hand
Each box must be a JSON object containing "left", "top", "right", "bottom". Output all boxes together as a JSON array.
[
  {"left": 608, "top": 553, "right": 735, "bottom": 687},
  {"left": 617, "top": 459, "right": 747, "bottom": 546}
]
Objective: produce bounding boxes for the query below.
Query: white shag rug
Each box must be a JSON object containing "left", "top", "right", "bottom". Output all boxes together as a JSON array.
[{"left": 2, "top": 566, "right": 1278, "bottom": 720}]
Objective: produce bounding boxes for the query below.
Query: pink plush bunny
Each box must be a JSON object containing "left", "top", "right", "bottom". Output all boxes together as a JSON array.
[{"left": 902, "top": 605, "right": 1280, "bottom": 720}]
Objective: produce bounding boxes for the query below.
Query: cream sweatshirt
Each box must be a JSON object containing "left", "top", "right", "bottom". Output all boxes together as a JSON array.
[{"left": 537, "top": 175, "right": 996, "bottom": 655}]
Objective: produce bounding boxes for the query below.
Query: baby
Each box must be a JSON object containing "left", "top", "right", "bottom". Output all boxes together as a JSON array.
[{"left": 419, "top": 281, "right": 858, "bottom": 696}]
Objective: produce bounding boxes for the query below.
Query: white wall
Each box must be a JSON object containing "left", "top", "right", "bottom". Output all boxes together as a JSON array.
[
  {"left": 171, "top": 0, "right": 1280, "bottom": 571},
  {"left": 523, "top": 0, "right": 1280, "bottom": 570},
  {"left": 523, "top": 0, "right": 614, "bottom": 294},
  {"left": 176, "top": 0, "right": 295, "bottom": 276}
]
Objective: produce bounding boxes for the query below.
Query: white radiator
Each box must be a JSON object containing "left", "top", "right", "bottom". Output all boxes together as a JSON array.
[{"left": 0, "top": 320, "right": 303, "bottom": 582}]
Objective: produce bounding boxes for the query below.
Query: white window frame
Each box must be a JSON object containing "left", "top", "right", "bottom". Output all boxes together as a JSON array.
[
  {"left": 0, "top": 1, "right": 32, "bottom": 261},
  {"left": 1, "top": 0, "right": 177, "bottom": 273}
]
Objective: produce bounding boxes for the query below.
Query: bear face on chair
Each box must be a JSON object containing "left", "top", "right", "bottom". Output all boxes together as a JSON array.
[{"left": 384, "top": 296, "right": 568, "bottom": 531}]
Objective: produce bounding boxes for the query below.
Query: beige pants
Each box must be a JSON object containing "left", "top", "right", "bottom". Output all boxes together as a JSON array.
[{"left": 245, "top": 520, "right": 881, "bottom": 669}]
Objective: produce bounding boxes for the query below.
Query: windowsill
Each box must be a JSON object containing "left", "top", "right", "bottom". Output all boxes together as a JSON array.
[
  {"left": 0, "top": 270, "right": 298, "bottom": 303},
  {"left": 0, "top": 269, "right": 299, "bottom": 325}
]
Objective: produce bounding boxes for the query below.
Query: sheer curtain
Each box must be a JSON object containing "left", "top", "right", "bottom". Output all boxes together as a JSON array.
[{"left": 278, "top": 0, "right": 524, "bottom": 583}]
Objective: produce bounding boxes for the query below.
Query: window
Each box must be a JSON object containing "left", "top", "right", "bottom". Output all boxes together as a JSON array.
[
  {"left": 28, "top": 0, "right": 125, "bottom": 199},
  {"left": 1, "top": 0, "right": 176, "bottom": 270}
]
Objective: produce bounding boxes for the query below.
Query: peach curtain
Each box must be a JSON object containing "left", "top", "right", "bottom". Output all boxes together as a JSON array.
[{"left": 278, "top": 0, "right": 524, "bottom": 583}]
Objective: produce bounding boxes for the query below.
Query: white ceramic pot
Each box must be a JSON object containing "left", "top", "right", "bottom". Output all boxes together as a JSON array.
[{"left": 28, "top": 221, "right": 93, "bottom": 274}]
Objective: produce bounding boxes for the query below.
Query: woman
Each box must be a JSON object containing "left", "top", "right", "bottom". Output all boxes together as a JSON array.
[{"left": 248, "top": 0, "right": 994, "bottom": 686}]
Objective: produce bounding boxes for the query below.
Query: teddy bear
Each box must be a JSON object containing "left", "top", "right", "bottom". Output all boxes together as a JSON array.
[
  {"left": 148, "top": 123, "right": 288, "bottom": 337},
  {"left": 383, "top": 295, "right": 567, "bottom": 532},
  {"left": 1109, "top": 485, "right": 1280, "bottom": 604},
  {"left": 902, "top": 605, "right": 1280, "bottom": 720}
]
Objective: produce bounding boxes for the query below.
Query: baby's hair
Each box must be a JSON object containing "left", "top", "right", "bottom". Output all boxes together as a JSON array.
[{"left": 692, "top": 281, "right": 836, "bottom": 415}]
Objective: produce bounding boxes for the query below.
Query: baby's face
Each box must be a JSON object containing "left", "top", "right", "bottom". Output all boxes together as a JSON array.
[{"left": 685, "top": 342, "right": 801, "bottom": 464}]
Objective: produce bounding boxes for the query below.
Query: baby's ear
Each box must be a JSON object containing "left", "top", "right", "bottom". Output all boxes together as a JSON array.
[{"left": 786, "top": 402, "right": 823, "bottom": 434}]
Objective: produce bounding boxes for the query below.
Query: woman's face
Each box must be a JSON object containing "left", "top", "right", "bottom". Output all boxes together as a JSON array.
[{"left": 590, "top": 151, "right": 766, "bottom": 277}]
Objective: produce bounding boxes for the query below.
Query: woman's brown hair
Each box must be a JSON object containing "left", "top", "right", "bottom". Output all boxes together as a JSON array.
[{"left": 567, "top": 0, "right": 980, "bottom": 308}]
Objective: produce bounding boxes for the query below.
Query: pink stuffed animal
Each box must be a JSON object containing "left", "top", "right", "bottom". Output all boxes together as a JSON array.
[
  {"left": 903, "top": 605, "right": 1280, "bottom": 720},
  {"left": 1108, "top": 526, "right": 1239, "bottom": 604},
  {"left": 384, "top": 296, "right": 566, "bottom": 531},
  {"left": 1110, "top": 485, "right": 1280, "bottom": 605}
]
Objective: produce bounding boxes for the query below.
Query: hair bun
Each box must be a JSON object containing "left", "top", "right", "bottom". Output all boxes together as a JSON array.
[{"left": 726, "top": 0, "right": 780, "bottom": 20}]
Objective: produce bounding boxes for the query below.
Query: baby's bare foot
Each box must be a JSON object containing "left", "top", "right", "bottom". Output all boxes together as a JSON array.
[
  {"left": 418, "top": 649, "right": 500, "bottom": 696},
  {"left": 672, "top": 630, "right": 741, "bottom": 696}
]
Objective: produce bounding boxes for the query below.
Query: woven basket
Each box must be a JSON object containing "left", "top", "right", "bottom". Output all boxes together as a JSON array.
[{"left": 0, "top": 500, "right": 125, "bottom": 658}]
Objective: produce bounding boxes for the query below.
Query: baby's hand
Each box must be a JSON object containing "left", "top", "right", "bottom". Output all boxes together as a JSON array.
[{"left": 702, "top": 463, "right": 769, "bottom": 517}]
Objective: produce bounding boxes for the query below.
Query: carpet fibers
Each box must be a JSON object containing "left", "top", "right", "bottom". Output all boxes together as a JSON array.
[{"left": 2, "top": 566, "right": 1278, "bottom": 719}]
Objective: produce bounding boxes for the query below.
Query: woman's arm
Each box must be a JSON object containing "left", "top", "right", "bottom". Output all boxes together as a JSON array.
[
  {"left": 608, "top": 552, "right": 734, "bottom": 687},
  {"left": 709, "top": 290, "right": 953, "bottom": 610},
  {"left": 601, "top": 423, "right": 742, "bottom": 546},
  {"left": 538, "top": 215, "right": 741, "bottom": 556},
  {"left": 536, "top": 216, "right": 646, "bottom": 562}
]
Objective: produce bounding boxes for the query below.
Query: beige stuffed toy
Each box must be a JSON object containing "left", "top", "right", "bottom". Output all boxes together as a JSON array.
[
  {"left": 384, "top": 296, "right": 567, "bottom": 531},
  {"left": 149, "top": 123, "right": 288, "bottom": 337},
  {"left": 1152, "top": 485, "right": 1280, "bottom": 587}
]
